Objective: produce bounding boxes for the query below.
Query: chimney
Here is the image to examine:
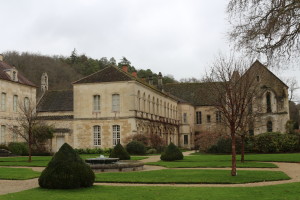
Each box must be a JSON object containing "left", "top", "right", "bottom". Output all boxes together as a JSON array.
[
  {"left": 132, "top": 71, "right": 137, "bottom": 78},
  {"left": 122, "top": 65, "right": 128, "bottom": 73},
  {"left": 148, "top": 76, "right": 153, "bottom": 85},
  {"left": 158, "top": 72, "right": 163, "bottom": 91},
  {"left": 0, "top": 54, "right": 3, "bottom": 61}
]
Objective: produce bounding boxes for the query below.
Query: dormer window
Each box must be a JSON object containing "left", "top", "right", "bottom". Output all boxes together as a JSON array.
[{"left": 13, "top": 71, "right": 17, "bottom": 81}]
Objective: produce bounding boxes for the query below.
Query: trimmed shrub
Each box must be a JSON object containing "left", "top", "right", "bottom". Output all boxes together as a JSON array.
[
  {"left": 160, "top": 142, "right": 183, "bottom": 161},
  {"left": 146, "top": 148, "right": 157, "bottom": 154},
  {"left": 126, "top": 141, "right": 146, "bottom": 155},
  {"left": 109, "top": 143, "right": 130, "bottom": 160},
  {"left": 0, "top": 144, "right": 9, "bottom": 150},
  {"left": 8, "top": 142, "right": 28, "bottom": 156},
  {"left": 38, "top": 143, "right": 95, "bottom": 189}
]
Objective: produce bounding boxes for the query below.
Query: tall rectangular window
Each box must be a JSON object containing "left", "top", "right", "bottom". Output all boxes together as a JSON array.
[
  {"left": 196, "top": 111, "right": 202, "bottom": 124},
  {"left": 112, "top": 94, "right": 120, "bottom": 112},
  {"left": 93, "top": 126, "right": 101, "bottom": 146},
  {"left": 184, "top": 135, "right": 188, "bottom": 145},
  {"left": 112, "top": 125, "right": 120, "bottom": 145},
  {"left": 13, "top": 95, "right": 18, "bottom": 112},
  {"left": 216, "top": 111, "right": 222, "bottom": 123},
  {"left": 93, "top": 95, "right": 100, "bottom": 112},
  {"left": 13, "top": 126, "right": 18, "bottom": 142},
  {"left": 0, "top": 125, "right": 6, "bottom": 144},
  {"left": 24, "top": 97, "right": 29, "bottom": 111},
  {"left": 183, "top": 113, "right": 187, "bottom": 123},
  {"left": 1, "top": 93, "right": 6, "bottom": 111}
]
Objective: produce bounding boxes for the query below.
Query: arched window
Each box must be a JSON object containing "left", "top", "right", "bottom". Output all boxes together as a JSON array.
[
  {"left": 93, "top": 126, "right": 101, "bottom": 146},
  {"left": 267, "top": 121, "right": 273, "bottom": 132},
  {"left": 112, "top": 125, "right": 121, "bottom": 145},
  {"left": 266, "top": 92, "right": 272, "bottom": 113},
  {"left": 93, "top": 95, "right": 100, "bottom": 112},
  {"left": 112, "top": 94, "right": 120, "bottom": 112}
]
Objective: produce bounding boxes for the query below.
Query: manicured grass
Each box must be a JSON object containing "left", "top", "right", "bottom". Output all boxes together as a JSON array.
[
  {"left": 0, "top": 155, "right": 147, "bottom": 167},
  {"left": 95, "top": 169, "right": 290, "bottom": 184},
  {"left": 0, "top": 167, "right": 40, "bottom": 180},
  {"left": 191, "top": 153, "right": 300, "bottom": 163},
  {"left": 2, "top": 183, "right": 300, "bottom": 200},
  {"left": 146, "top": 161, "right": 277, "bottom": 168}
]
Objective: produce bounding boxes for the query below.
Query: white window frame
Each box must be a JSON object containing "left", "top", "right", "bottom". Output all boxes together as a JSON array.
[
  {"left": 0, "top": 125, "right": 6, "bottom": 144},
  {"left": 112, "top": 94, "right": 120, "bottom": 112},
  {"left": 13, "top": 95, "right": 18, "bottom": 112},
  {"left": 183, "top": 113, "right": 187, "bottom": 123},
  {"left": 1, "top": 93, "right": 6, "bottom": 111},
  {"left": 112, "top": 125, "right": 120, "bottom": 146},
  {"left": 24, "top": 97, "right": 29, "bottom": 111},
  {"left": 93, "top": 125, "right": 101, "bottom": 146},
  {"left": 93, "top": 95, "right": 100, "bottom": 112}
]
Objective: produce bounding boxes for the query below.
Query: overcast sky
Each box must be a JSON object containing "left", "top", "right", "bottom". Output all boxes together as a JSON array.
[{"left": 1, "top": 0, "right": 299, "bottom": 98}]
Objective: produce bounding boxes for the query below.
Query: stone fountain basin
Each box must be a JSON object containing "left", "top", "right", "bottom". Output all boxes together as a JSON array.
[
  {"left": 85, "top": 158, "right": 119, "bottom": 165},
  {"left": 86, "top": 160, "right": 144, "bottom": 172}
]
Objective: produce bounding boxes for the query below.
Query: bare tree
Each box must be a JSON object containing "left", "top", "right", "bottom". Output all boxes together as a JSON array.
[
  {"left": 284, "top": 77, "right": 299, "bottom": 101},
  {"left": 227, "top": 0, "right": 300, "bottom": 63},
  {"left": 10, "top": 98, "right": 53, "bottom": 162},
  {"left": 205, "top": 55, "right": 260, "bottom": 176}
]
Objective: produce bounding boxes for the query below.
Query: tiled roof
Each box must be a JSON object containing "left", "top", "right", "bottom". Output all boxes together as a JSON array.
[
  {"left": 37, "top": 90, "right": 73, "bottom": 112},
  {"left": 164, "top": 82, "right": 222, "bottom": 106},
  {"left": 0, "top": 61, "right": 36, "bottom": 87},
  {"left": 73, "top": 66, "right": 133, "bottom": 84}
]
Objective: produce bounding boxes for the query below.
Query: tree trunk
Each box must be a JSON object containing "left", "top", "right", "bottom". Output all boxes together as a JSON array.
[
  {"left": 241, "top": 134, "right": 245, "bottom": 163},
  {"left": 231, "top": 128, "right": 237, "bottom": 176},
  {"left": 28, "top": 131, "right": 32, "bottom": 162}
]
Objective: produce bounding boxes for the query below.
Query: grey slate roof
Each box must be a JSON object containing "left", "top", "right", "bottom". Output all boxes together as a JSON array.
[
  {"left": 37, "top": 90, "right": 73, "bottom": 112},
  {"left": 0, "top": 61, "right": 36, "bottom": 87},
  {"left": 164, "top": 82, "right": 222, "bottom": 106}
]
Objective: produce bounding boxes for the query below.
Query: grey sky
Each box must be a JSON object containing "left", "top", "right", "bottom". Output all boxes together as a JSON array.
[{"left": 0, "top": 0, "right": 299, "bottom": 99}]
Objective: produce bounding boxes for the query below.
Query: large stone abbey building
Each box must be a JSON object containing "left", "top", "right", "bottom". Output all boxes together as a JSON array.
[{"left": 0, "top": 56, "right": 290, "bottom": 152}]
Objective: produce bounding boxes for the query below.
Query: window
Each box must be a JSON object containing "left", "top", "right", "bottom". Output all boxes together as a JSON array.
[
  {"left": 112, "top": 125, "right": 120, "bottom": 145},
  {"left": 183, "top": 113, "right": 187, "bottom": 123},
  {"left": 24, "top": 97, "right": 29, "bottom": 111},
  {"left": 267, "top": 121, "right": 273, "bottom": 132},
  {"left": 93, "top": 95, "right": 100, "bottom": 112},
  {"left": 112, "top": 94, "right": 120, "bottom": 112},
  {"left": 196, "top": 111, "right": 202, "bottom": 124},
  {"left": 248, "top": 121, "right": 254, "bottom": 136},
  {"left": 13, "top": 95, "right": 18, "bottom": 112},
  {"left": 13, "top": 126, "right": 18, "bottom": 142},
  {"left": 266, "top": 92, "right": 272, "bottom": 113},
  {"left": 1, "top": 93, "right": 6, "bottom": 111},
  {"left": 207, "top": 115, "right": 211, "bottom": 123},
  {"left": 184, "top": 135, "right": 188, "bottom": 145},
  {"left": 0, "top": 125, "right": 6, "bottom": 144},
  {"left": 256, "top": 76, "right": 260, "bottom": 82},
  {"left": 216, "top": 111, "right": 222, "bottom": 123},
  {"left": 93, "top": 126, "right": 101, "bottom": 146},
  {"left": 137, "top": 91, "right": 141, "bottom": 111}
]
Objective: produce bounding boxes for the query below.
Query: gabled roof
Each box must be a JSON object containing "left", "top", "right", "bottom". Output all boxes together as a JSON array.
[
  {"left": 37, "top": 90, "right": 73, "bottom": 112},
  {"left": 164, "top": 82, "right": 221, "bottom": 106},
  {"left": 0, "top": 61, "right": 36, "bottom": 87},
  {"left": 73, "top": 66, "right": 133, "bottom": 84}
]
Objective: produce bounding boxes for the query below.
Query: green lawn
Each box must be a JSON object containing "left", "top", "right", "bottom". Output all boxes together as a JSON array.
[
  {"left": 2, "top": 183, "right": 300, "bottom": 200},
  {"left": 0, "top": 167, "right": 40, "bottom": 180},
  {"left": 95, "top": 169, "right": 290, "bottom": 184},
  {"left": 0, "top": 155, "right": 147, "bottom": 167},
  {"left": 191, "top": 153, "right": 300, "bottom": 163}
]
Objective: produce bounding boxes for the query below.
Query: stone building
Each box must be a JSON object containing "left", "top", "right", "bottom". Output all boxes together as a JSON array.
[
  {"left": 0, "top": 55, "right": 36, "bottom": 144},
  {"left": 37, "top": 60, "right": 289, "bottom": 152}
]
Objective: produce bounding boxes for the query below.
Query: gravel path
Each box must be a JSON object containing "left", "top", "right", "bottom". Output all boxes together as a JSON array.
[{"left": 0, "top": 151, "right": 299, "bottom": 195}]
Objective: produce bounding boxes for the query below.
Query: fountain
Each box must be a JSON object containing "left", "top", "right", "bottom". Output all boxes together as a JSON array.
[{"left": 85, "top": 155, "right": 144, "bottom": 172}]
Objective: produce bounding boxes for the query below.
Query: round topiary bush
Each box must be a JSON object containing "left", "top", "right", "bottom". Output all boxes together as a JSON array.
[
  {"left": 38, "top": 143, "right": 95, "bottom": 189},
  {"left": 110, "top": 143, "right": 130, "bottom": 160},
  {"left": 160, "top": 142, "right": 183, "bottom": 161},
  {"left": 126, "top": 141, "right": 146, "bottom": 155}
]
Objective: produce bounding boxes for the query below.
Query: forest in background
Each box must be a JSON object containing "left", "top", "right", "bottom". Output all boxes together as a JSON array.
[{"left": 2, "top": 50, "right": 177, "bottom": 94}]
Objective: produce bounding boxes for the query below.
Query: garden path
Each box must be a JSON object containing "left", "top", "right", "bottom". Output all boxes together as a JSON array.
[{"left": 0, "top": 151, "right": 299, "bottom": 195}]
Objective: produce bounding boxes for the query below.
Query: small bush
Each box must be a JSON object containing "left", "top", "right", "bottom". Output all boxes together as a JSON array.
[
  {"left": 126, "top": 141, "right": 146, "bottom": 155},
  {"left": 207, "top": 137, "right": 242, "bottom": 154},
  {"left": 109, "top": 143, "right": 130, "bottom": 160},
  {"left": 146, "top": 148, "right": 157, "bottom": 154},
  {"left": 39, "top": 143, "right": 95, "bottom": 189},
  {"left": 74, "top": 148, "right": 104, "bottom": 154},
  {"left": 8, "top": 142, "right": 28, "bottom": 156},
  {"left": 160, "top": 142, "right": 183, "bottom": 161},
  {"left": 0, "top": 144, "right": 9, "bottom": 150}
]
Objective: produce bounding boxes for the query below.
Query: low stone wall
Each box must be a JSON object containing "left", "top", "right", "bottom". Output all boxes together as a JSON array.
[{"left": 88, "top": 160, "right": 144, "bottom": 173}]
